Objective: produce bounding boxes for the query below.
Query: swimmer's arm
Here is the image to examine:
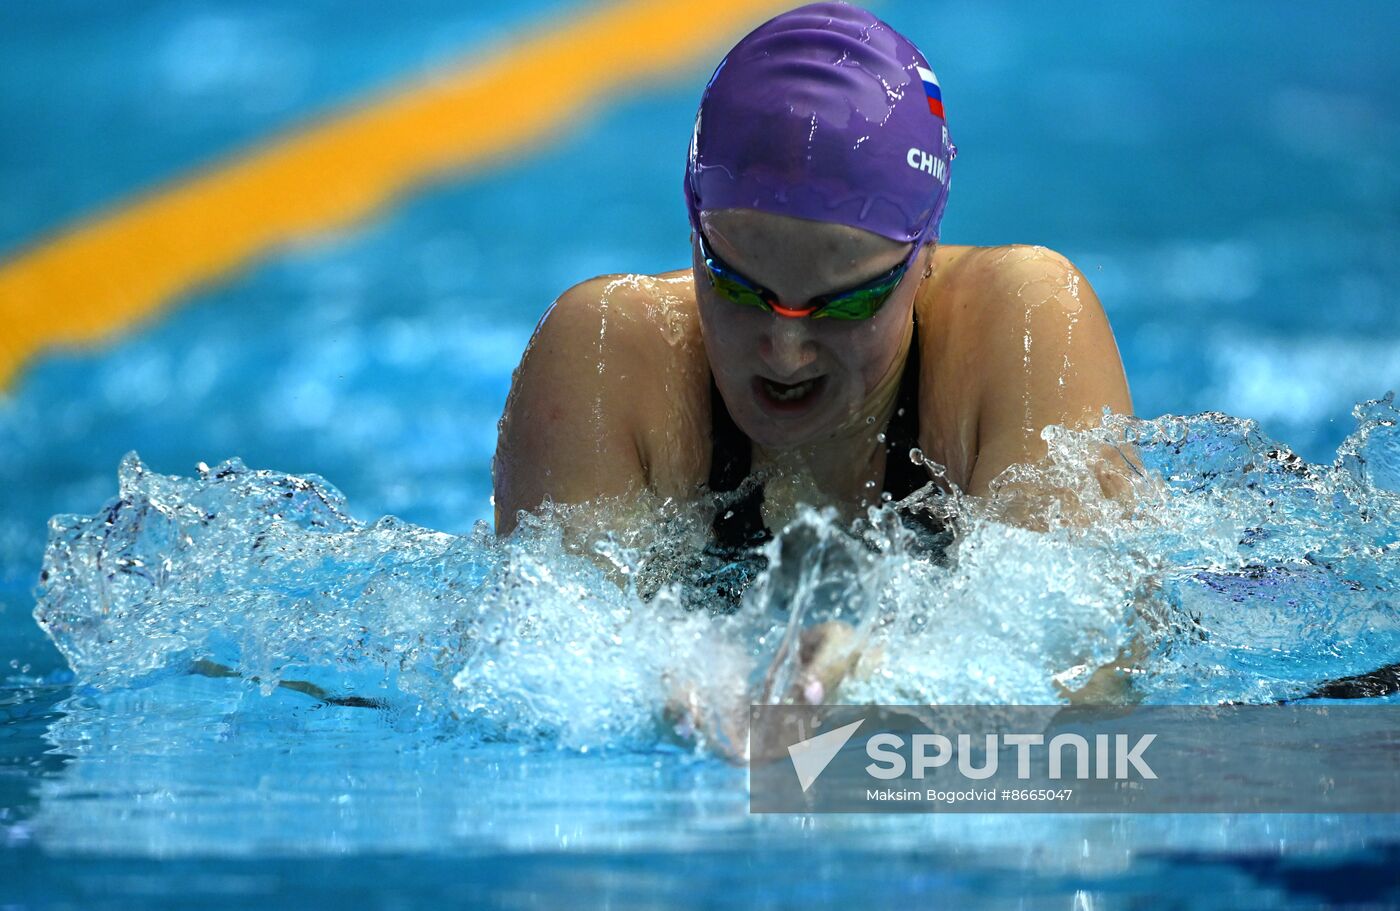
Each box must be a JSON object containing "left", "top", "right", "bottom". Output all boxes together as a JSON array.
[
  {"left": 965, "top": 246, "right": 1136, "bottom": 516},
  {"left": 961, "top": 249, "right": 1145, "bottom": 695},
  {"left": 493, "top": 276, "right": 650, "bottom": 539}
]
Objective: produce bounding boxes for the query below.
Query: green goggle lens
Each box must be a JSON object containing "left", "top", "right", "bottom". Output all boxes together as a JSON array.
[
  {"left": 808, "top": 273, "right": 903, "bottom": 320},
  {"left": 697, "top": 230, "right": 909, "bottom": 321},
  {"left": 708, "top": 270, "right": 772, "bottom": 312}
]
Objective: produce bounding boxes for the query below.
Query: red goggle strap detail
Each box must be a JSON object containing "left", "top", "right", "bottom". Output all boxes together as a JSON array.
[{"left": 769, "top": 301, "right": 820, "bottom": 318}]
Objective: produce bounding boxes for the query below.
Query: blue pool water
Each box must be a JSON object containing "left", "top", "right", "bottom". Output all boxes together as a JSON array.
[{"left": 3, "top": 1, "right": 1400, "bottom": 907}]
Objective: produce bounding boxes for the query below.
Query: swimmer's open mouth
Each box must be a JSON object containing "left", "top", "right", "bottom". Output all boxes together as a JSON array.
[{"left": 753, "top": 374, "right": 827, "bottom": 413}]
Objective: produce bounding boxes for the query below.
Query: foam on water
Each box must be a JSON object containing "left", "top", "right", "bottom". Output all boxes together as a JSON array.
[{"left": 32, "top": 394, "right": 1400, "bottom": 753}]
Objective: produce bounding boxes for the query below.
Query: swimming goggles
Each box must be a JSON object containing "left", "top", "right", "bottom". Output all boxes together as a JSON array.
[{"left": 696, "top": 229, "right": 915, "bottom": 320}]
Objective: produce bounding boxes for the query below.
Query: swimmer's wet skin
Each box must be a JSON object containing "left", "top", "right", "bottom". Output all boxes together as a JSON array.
[{"left": 493, "top": 2, "right": 1137, "bottom": 722}]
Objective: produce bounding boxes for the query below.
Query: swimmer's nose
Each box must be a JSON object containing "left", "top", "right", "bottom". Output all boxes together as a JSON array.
[{"left": 759, "top": 317, "right": 818, "bottom": 377}]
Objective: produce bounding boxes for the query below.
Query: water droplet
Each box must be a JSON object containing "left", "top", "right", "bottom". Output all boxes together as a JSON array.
[
  {"left": 876, "top": 432, "right": 886, "bottom": 443},
  {"left": 909, "top": 448, "right": 926, "bottom": 465},
  {"left": 866, "top": 416, "right": 876, "bottom": 425}
]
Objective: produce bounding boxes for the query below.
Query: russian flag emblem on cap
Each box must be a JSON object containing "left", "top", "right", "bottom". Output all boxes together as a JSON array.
[{"left": 916, "top": 66, "right": 944, "bottom": 120}]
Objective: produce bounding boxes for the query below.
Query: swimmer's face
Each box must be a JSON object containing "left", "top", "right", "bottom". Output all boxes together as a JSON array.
[{"left": 693, "top": 209, "right": 928, "bottom": 451}]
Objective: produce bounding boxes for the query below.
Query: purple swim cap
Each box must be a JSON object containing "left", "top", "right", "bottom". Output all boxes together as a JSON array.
[{"left": 685, "top": 1, "right": 954, "bottom": 247}]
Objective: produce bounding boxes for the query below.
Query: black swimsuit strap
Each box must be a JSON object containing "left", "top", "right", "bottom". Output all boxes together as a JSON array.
[
  {"left": 707, "top": 370, "right": 771, "bottom": 548},
  {"left": 707, "top": 318, "right": 926, "bottom": 551},
  {"left": 707, "top": 379, "right": 752, "bottom": 493},
  {"left": 879, "top": 324, "right": 927, "bottom": 501}
]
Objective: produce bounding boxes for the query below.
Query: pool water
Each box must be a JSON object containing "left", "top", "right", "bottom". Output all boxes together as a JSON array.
[{"left": 3, "top": 1, "right": 1399, "bottom": 907}]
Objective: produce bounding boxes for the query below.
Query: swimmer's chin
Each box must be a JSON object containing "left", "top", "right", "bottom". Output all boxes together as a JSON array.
[
  {"left": 735, "top": 408, "right": 867, "bottom": 452},
  {"left": 731, "top": 392, "right": 861, "bottom": 451}
]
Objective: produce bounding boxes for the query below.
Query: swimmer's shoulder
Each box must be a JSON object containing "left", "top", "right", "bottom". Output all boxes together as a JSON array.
[
  {"left": 913, "top": 244, "right": 1114, "bottom": 485},
  {"left": 912, "top": 243, "right": 1129, "bottom": 493},
  {"left": 519, "top": 271, "right": 711, "bottom": 494},
  {"left": 545, "top": 269, "right": 708, "bottom": 388},
  {"left": 611, "top": 269, "right": 713, "bottom": 497},
  {"left": 918, "top": 243, "right": 1109, "bottom": 358},
  {"left": 530, "top": 272, "right": 691, "bottom": 348}
]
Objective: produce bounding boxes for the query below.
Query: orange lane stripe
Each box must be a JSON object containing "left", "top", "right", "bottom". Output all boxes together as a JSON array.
[{"left": 0, "top": 0, "right": 785, "bottom": 389}]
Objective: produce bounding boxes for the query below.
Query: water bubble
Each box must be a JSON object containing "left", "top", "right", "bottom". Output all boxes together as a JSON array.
[{"left": 1161, "top": 417, "right": 1189, "bottom": 445}]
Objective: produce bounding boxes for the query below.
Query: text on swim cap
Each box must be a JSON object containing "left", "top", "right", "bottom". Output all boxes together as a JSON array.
[{"left": 906, "top": 146, "right": 947, "bottom": 184}]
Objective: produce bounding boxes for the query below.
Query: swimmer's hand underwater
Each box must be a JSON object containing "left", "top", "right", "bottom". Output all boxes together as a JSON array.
[{"left": 663, "top": 620, "right": 877, "bottom": 763}]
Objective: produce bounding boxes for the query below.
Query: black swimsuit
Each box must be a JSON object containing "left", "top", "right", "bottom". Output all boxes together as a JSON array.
[{"left": 703, "top": 318, "right": 950, "bottom": 585}]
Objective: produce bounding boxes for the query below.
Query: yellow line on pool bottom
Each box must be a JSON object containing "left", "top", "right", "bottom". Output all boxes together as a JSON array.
[{"left": 0, "top": 0, "right": 788, "bottom": 390}]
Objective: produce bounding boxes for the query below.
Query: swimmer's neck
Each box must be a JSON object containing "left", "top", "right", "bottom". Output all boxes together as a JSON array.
[{"left": 751, "top": 317, "right": 913, "bottom": 514}]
